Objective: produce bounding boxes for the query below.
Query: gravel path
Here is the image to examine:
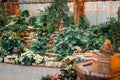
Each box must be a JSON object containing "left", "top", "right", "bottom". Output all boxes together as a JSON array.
[{"left": 0, "top": 63, "right": 60, "bottom": 80}]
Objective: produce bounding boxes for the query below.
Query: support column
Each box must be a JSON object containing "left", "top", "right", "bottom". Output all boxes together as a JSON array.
[
  {"left": 118, "top": 7, "right": 120, "bottom": 22},
  {"left": 74, "top": 0, "right": 84, "bottom": 24}
]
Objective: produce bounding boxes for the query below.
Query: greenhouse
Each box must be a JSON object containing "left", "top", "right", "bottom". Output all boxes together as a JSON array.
[{"left": 0, "top": 0, "right": 120, "bottom": 80}]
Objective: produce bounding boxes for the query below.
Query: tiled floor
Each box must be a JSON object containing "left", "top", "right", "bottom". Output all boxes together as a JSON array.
[{"left": 0, "top": 63, "right": 60, "bottom": 80}]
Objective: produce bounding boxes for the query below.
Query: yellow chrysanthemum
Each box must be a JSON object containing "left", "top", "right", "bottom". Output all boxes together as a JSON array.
[
  {"left": 12, "top": 32, "right": 18, "bottom": 37},
  {"left": 23, "top": 47, "right": 27, "bottom": 52}
]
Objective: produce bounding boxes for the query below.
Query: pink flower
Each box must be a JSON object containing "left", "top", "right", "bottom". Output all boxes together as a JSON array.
[{"left": 51, "top": 74, "right": 59, "bottom": 80}]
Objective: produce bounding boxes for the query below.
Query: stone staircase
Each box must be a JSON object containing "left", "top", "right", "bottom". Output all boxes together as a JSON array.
[{"left": 20, "top": 26, "right": 37, "bottom": 48}]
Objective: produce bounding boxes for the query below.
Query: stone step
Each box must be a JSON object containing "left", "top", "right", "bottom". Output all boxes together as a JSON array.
[{"left": 45, "top": 52, "right": 59, "bottom": 57}]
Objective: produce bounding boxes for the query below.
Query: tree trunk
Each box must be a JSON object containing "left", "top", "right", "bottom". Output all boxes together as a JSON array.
[{"left": 74, "top": 0, "right": 84, "bottom": 24}]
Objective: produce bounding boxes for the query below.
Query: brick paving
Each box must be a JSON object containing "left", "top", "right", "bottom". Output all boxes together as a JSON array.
[{"left": 0, "top": 63, "right": 60, "bottom": 80}]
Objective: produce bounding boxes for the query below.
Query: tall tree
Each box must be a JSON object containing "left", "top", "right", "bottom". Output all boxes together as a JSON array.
[{"left": 46, "top": 0, "right": 73, "bottom": 29}]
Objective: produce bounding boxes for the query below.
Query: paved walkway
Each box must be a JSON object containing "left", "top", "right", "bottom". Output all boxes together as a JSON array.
[{"left": 0, "top": 63, "right": 60, "bottom": 80}]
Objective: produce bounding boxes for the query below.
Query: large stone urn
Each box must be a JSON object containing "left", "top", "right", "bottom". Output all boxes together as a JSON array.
[{"left": 92, "top": 39, "right": 120, "bottom": 74}]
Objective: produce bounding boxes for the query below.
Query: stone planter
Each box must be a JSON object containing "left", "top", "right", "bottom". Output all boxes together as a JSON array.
[
  {"left": 54, "top": 62, "right": 63, "bottom": 68},
  {"left": 21, "top": 62, "right": 25, "bottom": 65},
  {"left": 32, "top": 63, "right": 45, "bottom": 67},
  {"left": 4, "top": 56, "right": 14, "bottom": 64},
  {"left": 24, "top": 60, "right": 32, "bottom": 66},
  {"left": 45, "top": 61, "right": 62, "bottom": 68},
  {"left": 45, "top": 53, "right": 58, "bottom": 57},
  {"left": 92, "top": 54, "right": 120, "bottom": 74},
  {"left": 45, "top": 61, "right": 54, "bottom": 67},
  {"left": 0, "top": 57, "right": 3, "bottom": 62},
  {"left": 14, "top": 61, "right": 21, "bottom": 65}
]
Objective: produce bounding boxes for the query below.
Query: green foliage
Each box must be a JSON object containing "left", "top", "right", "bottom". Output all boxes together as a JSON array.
[
  {"left": 38, "top": 13, "right": 48, "bottom": 25},
  {"left": 78, "top": 17, "right": 90, "bottom": 29},
  {"left": 46, "top": 0, "right": 73, "bottom": 29},
  {"left": 30, "top": 37, "right": 48, "bottom": 55},
  {"left": 0, "top": 47, "right": 10, "bottom": 57},
  {"left": 53, "top": 26, "right": 82, "bottom": 57},
  {"left": 43, "top": 59, "right": 77, "bottom": 80},
  {"left": 0, "top": 38, "right": 1, "bottom": 47},
  {"left": 30, "top": 12, "right": 55, "bottom": 33},
  {"left": 20, "top": 10, "right": 30, "bottom": 25},
  {"left": 53, "top": 17, "right": 105, "bottom": 58},
  {"left": 0, "top": 10, "right": 28, "bottom": 55},
  {"left": 16, "top": 17, "right": 28, "bottom": 25},
  {"left": 20, "top": 50, "right": 35, "bottom": 65},
  {"left": 88, "top": 35, "right": 105, "bottom": 50},
  {"left": 94, "top": 18, "right": 120, "bottom": 52},
  {"left": 29, "top": 16, "right": 37, "bottom": 25},
  {"left": 0, "top": 17, "right": 27, "bottom": 37},
  {"left": 57, "top": 64, "right": 77, "bottom": 80},
  {"left": 0, "top": 7, "right": 7, "bottom": 26},
  {"left": 31, "top": 13, "right": 48, "bottom": 28},
  {"left": 47, "top": 23, "right": 54, "bottom": 34},
  {"left": 30, "top": 27, "right": 49, "bottom": 55},
  {"left": 1, "top": 32, "right": 24, "bottom": 54},
  {"left": 6, "top": 23, "right": 26, "bottom": 34},
  {"left": 21, "top": 10, "right": 30, "bottom": 17},
  {"left": 41, "top": 75, "right": 51, "bottom": 80}
]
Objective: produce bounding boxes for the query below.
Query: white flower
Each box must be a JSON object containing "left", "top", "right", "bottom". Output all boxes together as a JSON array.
[
  {"left": 44, "top": 56, "right": 50, "bottom": 61},
  {"left": 20, "top": 50, "right": 35, "bottom": 61},
  {"left": 11, "top": 54, "right": 21, "bottom": 63},
  {"left": 32, "top": 39, "right": 37, "bottom": 42},
  {"left": 20, "top": 57, "right": 23, "bottom": 61},
  {"left": 63, "top": 56, "right": 75, "bottom": 61},
  {"left": 14, "top": 57, "right": 19, "bottom": 62},
  {"left": 34, "top": 54, "right": 43, "bottom": 64}
]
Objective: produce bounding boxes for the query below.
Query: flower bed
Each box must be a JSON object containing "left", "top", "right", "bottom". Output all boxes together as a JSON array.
[{"left": 0, "top": 50, "right": 64, "bottom": 68}]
